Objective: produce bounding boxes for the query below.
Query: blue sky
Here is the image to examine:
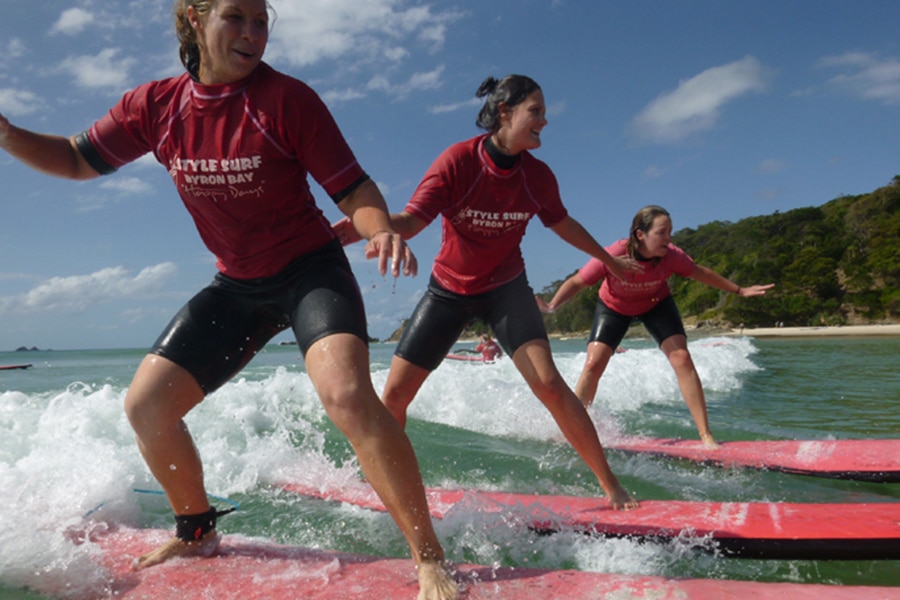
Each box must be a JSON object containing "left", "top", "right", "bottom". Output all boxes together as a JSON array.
[{"left": 1, "top": 1, "right": 898, "bottom": 351}]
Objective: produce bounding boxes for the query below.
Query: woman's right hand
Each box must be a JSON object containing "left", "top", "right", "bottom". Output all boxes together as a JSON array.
[
  {"left": 331, "top": 216, "right": 363, "bottom": 246},
  {"left": 0, "top": 112, "right": 11, "bottom": 146},
  {"left": 535, "top": 295, "right": 556, "bottom": 314}
]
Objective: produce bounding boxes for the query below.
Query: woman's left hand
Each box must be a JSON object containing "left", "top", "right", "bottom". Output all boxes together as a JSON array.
[
  {"left": 331, "top": 216, "right": 362, "bottom": 246},
  {"left": 737, "top": 283, "right": 775, "bottom": 297},
  {"left": 609, "top": 255, "right": 643, "bottom": 280},
  {"left": 366, "top": 230, "right": 417, "bottom": 278}
]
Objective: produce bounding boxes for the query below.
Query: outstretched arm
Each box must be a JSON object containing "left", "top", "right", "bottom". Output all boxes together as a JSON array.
[
  {"left": 549, "top": 216, "right": 641, "bottom": 280},
  {"left": 537, "top": 272, "right": 590, "bottom": 314},
  {"left": 0, "top": 114, "right": 99, "bottom": 180},
  {"left": 336, "top": 179, "right": 418, "bottom": 278},
  {"left": 333, "top": 208, "right": 427, "bottom": 244},
  {"left": 690, "top": 264, "right": 775, "bottom": 297}
]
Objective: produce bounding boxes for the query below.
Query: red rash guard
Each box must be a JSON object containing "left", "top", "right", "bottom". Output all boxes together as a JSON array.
[
  {"left": 578, "top": 239, "right": 696, "bottom": 316},
  {"left": 85, "top": 62, "right": 366, "bottom": 280},
  {"left": 404, "top": 134, "right": 567, "bottom": 295}
]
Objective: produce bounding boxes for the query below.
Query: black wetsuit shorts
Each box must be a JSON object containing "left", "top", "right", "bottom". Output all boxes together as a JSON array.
[
  {"left": 588, "top": 294, "right": 686, "bottom": 349},
  {"left": 396, "top": 272, "right": 547, "bottom": 371},
  {"left": 151, "top": 239, "right": 367, "bottom": 393}
]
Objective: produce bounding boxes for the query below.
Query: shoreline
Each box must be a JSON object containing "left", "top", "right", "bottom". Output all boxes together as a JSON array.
[{"left": 723, "top": 323, "right": 900, "bottom": 338}]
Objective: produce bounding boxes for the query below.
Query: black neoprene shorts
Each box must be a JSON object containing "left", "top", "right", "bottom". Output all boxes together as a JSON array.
[
  {"left": 396, "top": 272, "right": 547, "bottom": 371},
  {"left": 150, "top": 239, "right": 367, "bottom": 393},
  {"left": 588, "top": 294, "right": 686, "bottom": 349}
]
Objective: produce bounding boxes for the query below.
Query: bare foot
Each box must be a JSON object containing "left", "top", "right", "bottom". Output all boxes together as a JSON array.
[
  {"left": 700, "top": 433, "right": 721, "bottom": 449},
  {"left": 607, "top": 484, "right": 639, "bottom": 511},
  {"left": 133, "top": 530, "right": 220, "bottom": 570},
  {"left": 417, "top": 560, "right": 459, "bottom": 600}
]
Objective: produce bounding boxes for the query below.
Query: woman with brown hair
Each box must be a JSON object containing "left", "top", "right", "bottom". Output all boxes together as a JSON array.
[{"left": 540, "top": 205, "right": 774, "bottom": 448}]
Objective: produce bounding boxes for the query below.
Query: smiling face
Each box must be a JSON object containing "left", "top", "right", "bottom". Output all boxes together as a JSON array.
[
  {"left": 189, "top": 0, "right": 269, "bottom": 84},
  {"left": 636, "top": 214, "right": 673, "bottom": 259},
  {"left": 494, "top": 89, "right": 548, "bottom": 154}
]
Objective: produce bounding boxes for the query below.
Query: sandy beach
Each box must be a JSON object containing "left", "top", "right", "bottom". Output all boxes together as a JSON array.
[{"left": 727, "top": 323, "right": 900, "bottom": 338}]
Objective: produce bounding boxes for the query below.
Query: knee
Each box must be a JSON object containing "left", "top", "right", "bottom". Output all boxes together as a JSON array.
[
  {"left": 583, "top": 353, "right": 608, "bottom": 377},
  {"left": 124, "top": 389, "right": 177, "bottom": 437},
  {"left": 667, "top": 348, "right": 694, "bottom": 372},
  {"left": 529, "top": 371, "right": 568, "bottom": 406},
  {"left": 317, "top": 378, "right": 380, "bottom": 434},
  {"left": 582, "top": 344, "right": 612, "bottom": 376}
]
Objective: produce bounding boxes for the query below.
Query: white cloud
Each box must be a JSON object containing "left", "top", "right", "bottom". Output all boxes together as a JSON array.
[
  {"left": 0, "top": 264, "right": 177, "bottom": 315},
  {"left": 819, "top": 51, "right": 900, "bottom": 105},
  {"left": 266, "top": 1, "right": 460, "bottom": 71},
  {"left": 366, "top": 65, "right": 444, "bottom": 99},
  {"left": 320, "top": 87, "right": 367, "bottom": 105},
  {"left": 4, "top": 38, "right": 28, "bottom": 61},
  {"left": 758, "top": 158, "right": 786, "bottom": 174},
  {"left": 99, "top": 176, "right": 154, "bottom": 195},
  {"left": 59, "top": 48, "right": 136, "bottom": 91},
  {"left": 0, "top": 88, "right": 44, "bottom": 116},
  {"left": 50, "top": 8, "right": 95, "bottom": 36},
  {"left": 630, "top": 55, "right": 769, "bottom": 144},
  {"left": 429, "top": 97, "right": 481, "bottom": 115}
]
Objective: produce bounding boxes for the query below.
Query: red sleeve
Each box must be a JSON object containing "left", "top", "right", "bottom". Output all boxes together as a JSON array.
[
  {"left": 403, "top": 143, "right": 463, "bottom": 225},
  {"left": 283, "top": 81, "right": 365, "bottom": 199},
  {"left": 88, "top": 80, "right": 172, "bottom": 168},
  {"left": 665, "top": 244, "right": 696, "bottom": 277}
]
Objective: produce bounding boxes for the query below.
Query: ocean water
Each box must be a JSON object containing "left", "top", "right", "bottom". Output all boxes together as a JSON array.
[{"left": 1, "top": 335, "right": 898, "bottom": 598}]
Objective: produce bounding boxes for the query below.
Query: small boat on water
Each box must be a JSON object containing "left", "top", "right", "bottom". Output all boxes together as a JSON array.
[{"left": 0, "top": 364, "right": 32, "bottom": 371}]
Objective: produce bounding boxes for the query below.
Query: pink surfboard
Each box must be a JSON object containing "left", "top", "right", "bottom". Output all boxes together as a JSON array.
[
  {"left": 282, "top": 482, "right": 900, "bottom": 560},
  {"left": 607, "top": 437, "right": 900, "bottom": 482},
  {"left": 84, "top": 526, "right": 900, "bottom": 599}
]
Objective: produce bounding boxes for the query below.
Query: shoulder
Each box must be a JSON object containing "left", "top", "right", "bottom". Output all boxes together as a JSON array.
[
  {"left": 520, "top": 150, "right": 553, "bottom": 173},
  {"left": 442, "top": 136, "right": 483, "bottom": 160},
  {"left": 252, "top": 63, "right": 320, "bottom": 100},
  {"left": 427, "top": 136, "right": 483, "bottom": 172},
  {"left": 662, "top": 243, "right": 696, "bottom": 273},
  {"left": 665, "top": 243, "right": 692, "bottom": 260},
  {"left": 123, "top": 73, "right": 190, "bottom": 102}
]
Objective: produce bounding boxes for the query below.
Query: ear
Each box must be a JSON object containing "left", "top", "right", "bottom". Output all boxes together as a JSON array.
[
  {"left": 186, "top": 6, "right": 203, "bottom": 31},
  {"left": 496, "top": 102, "right": 512, "bottom": 124}
]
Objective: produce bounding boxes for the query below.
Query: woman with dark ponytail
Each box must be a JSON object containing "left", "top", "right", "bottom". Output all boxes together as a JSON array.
[
  {"left": 0, "top": 1, "right": 458, "bottom": 597},
  {"left": 540, "top": 205, "right": 774, "bottom": 448},
  {"left": 336, "top": 74, "right": 640, "bottom": 511}
]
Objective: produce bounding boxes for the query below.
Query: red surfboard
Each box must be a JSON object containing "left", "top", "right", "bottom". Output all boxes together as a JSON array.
[
  {"left": 83, "top": 525, "right": 900, "bottom": 599},
  {"left": 281, "top": 482, "right": 900, "bottom": 561},
  {"left": 0, "top": 363, "right": 32, "bottom": 370},
  {"left": 607, "top": 437, "right": 900, "bottom": 482},
  {"left": 445, "top": 353, "right": 486, "bottom": 362}
]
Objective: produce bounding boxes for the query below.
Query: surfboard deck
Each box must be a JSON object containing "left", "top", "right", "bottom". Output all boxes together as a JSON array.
[
  {"left": 86, "top": 525, "right": 900, "bottom": 599},
  {"left": 281, "top": 483, "right": 900, "bottom": 560},
  {"left": 607, "top": 437, "right": 900, "bottom": 482},
  {"left": 0, "top": 363, "right": 32, "bottom": 370},
  {"left": 445, "top": 353, "right": 486, "bottom": 362}
]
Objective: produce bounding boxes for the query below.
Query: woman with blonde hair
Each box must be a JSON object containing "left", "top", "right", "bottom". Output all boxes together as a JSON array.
[{"left": 0, "top": 1, "right": 457, "bottom": 597}]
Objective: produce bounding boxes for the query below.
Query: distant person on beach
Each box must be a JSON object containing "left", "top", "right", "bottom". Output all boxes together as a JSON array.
[
  {"left": 538, "top": 205, "right": 774, "bottom": 449},
  {"left": 475, "top": 333, "right": 503, "bottom": 361},
  {"left": 335, "top": 74, "right": 639, "bottom": 510},
  {"left": 0, "top": 1, "right": 458, "bottom": 597}
]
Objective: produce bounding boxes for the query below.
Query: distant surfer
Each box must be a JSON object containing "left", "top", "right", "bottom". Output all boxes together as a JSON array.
[
  {"left": 0, "top": 1, "right": 458, "bottom": 597},
  {"left": 538, "top": 205, "right": 774, "bottom": 449},
  {"left": 475, "top": 333, "right": 503, "bottom": 362},
  {"left": 335, "top": 74, "right": 639, "bottom": 511}
]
